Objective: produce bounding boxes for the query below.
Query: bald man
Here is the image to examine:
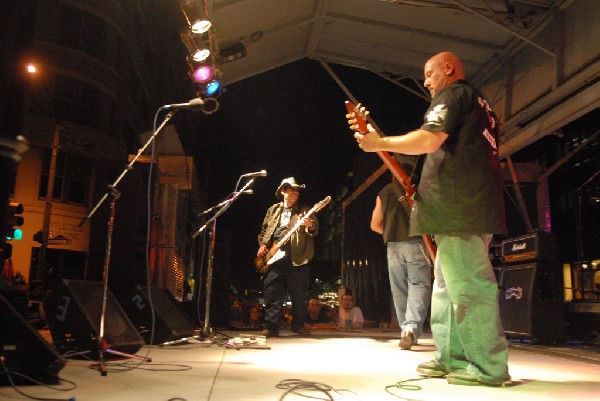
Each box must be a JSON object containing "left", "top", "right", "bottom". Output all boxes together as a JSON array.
[{"left": 354, "top": 52, "right": 510, "bottom": 387}]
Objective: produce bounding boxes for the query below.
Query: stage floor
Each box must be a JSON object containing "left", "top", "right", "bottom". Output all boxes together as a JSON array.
[{"left": 1, "top": 329, "right": 599, "bottom": 401}]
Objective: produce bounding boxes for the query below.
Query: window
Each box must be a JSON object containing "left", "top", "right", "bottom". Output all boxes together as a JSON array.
[
  {"left": 39, "top": 150, "right": 91, "bottom": 206},
  {"left": 52, "top": 76, "right": 103, "bottom": 128},
  {"left": 59, "top": 6, "right": 108, "bottom": 61}
]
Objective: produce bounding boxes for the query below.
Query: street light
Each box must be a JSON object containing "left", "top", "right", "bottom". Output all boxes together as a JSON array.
[{"left": 25, "top": 61, "right": 62, "bottom": 281}]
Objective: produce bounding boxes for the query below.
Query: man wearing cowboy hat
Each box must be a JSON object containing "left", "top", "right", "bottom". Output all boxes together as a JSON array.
[{"left": 257, "top": 177, "right": 319, "bottom": 337}]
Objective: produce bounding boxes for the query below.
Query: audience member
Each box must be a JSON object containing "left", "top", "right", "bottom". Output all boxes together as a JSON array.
[
  {"left": 249, "top": 303, "right": 262, "bottom": 328},
  {"left": 304, "top": 298, "right": 337, "bottom": 329},
  {"left": 338, "top": 293, "right": 364, "bottom": 329},
  {"left": 228, "top": 296, "right": 246, "bottom": 329}
]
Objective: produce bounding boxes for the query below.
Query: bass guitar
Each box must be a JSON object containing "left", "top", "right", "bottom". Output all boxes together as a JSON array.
[
  {"left": 345, "top": 100, "right": 437, "bottom": 262},
  {"left": 255, "top": 195, "right": 332, "bottom": 275}
]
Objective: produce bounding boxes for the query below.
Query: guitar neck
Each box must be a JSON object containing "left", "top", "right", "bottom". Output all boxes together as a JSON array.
[
  {"left": 345, "top": 101, "right": 415, "bottom": 201},
  {"left": 345, "top": 101, "right": 436, "bottom": 262},
  {"left": 377, "top": 151, "right": 415, "bottom": 203}
]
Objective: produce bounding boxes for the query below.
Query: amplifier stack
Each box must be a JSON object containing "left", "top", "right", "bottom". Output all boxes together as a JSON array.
[{"left": 498, "top": 231, "right": 565, "bottom": 342}]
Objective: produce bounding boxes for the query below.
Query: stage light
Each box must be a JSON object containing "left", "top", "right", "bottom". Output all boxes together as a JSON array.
[
  {"left": 205, "top": 80, "right": 220, "bottom": 96},
  {"left": 192, "top": 65, "right": 214, "bottom": 84},
  {"left": 180, "top": 29, "right": 210, "bottom": 62},
  {"left": 179, "top": 0, "right": 212, "bottom": 34}
]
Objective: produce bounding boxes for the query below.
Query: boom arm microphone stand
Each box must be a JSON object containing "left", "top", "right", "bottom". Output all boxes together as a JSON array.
[
  {"left": 79, "top": 111, "right": 176, "bottom": 375},
  {"left": 192, "top": 178, "right": 256, "bottom": 347}
]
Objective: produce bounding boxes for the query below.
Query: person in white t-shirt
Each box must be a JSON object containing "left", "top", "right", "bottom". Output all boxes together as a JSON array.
[{"left": 338, "top": 293, "right": 364, "bottom": 329}]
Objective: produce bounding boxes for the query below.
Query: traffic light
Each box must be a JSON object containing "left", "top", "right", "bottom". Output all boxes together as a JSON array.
[
  {"left": 4, "top": 202, "right": 24, "bottom": 241},
  {"left": 33, "top": 230, "right": 43, "bottom": 244}
]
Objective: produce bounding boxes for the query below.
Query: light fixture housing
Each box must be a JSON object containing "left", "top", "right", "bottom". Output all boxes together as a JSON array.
[
  {"left": 180, "top": 28, "right": 210, "bottom": 62},
  {"left": 179, "top": 0, "right": 212, "bottom": 34}
]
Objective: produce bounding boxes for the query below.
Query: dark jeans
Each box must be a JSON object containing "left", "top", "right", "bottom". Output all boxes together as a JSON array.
[{"left": 262, "top": 254, "right": 310, "bottom": 333}]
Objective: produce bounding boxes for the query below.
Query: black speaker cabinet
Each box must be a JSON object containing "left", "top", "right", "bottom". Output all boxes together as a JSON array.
[
  {"left": 120, "top": 286, "right": 194, "bottom": 344},
  {"left": 498, "top": 262, "right": 565, "bottom": 342},
  {"left": 0, "top": 293, "right": 66, "bottom": 386},
  {"left": 45, "top": 279, "right": 144, "bottom": 358}
]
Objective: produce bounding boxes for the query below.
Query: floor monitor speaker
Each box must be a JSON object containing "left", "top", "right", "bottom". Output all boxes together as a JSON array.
[
  {"left": 45, "top": 279, "right": 144, "bottom": 358},
  {"left": 0, "top": 293, "right": 66, "bottom": 386},
  {"left": 120, "top": 286, "right": 195, "bottom": 344},
  {"left": 498, "top": 262, "right": 565, "bottom": 342}
]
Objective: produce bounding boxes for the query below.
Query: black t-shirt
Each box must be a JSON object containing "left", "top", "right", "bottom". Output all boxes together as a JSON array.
[
  {"left": 379, "top": 181, "right": 415, "bottom": 243},
  {"left": 410, "top": 80, "right": 507, "bottom": 235}
]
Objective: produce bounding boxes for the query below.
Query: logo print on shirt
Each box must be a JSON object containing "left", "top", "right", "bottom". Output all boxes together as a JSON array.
[{"left": 425, "top": 104, "right": 447, "bottom": 126}]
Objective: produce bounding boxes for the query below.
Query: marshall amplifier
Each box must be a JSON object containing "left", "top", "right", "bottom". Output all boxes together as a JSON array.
[{"left": 502, "top": 231, "right": 556, "bottom": 264}]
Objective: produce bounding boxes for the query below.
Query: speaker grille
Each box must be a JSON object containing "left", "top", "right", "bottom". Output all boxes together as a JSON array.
[
  {"left": 120, "top": 286, "right": 194, "bottom": 344},
  {"left": 499, "top": 262, "right": 565, "bottom": 341},
  {"left": 0, "top": 294, "right": 66, "bottom": 385},
  {"left": 45, "top": 279, "right": 144, "bottom": 358}
]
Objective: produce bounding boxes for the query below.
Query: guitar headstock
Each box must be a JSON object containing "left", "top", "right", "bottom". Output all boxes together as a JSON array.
[
  {"left": 345, "top": 101, "right": 369, "bottom": 134},
  {"left": 317, "top": 195, "right": 332, "bottom": 211}
]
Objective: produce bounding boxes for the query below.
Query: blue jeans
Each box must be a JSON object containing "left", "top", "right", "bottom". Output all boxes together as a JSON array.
[
  {"left": 387, "top": 239, "right": 432, "bottom": 339},
  {"left": 431, "top": 234, "right": 510, "bottom": 382}
]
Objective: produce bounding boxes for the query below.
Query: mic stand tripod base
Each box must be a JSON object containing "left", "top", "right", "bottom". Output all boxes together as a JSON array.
[
  {"left": 158, "top": 327, "right": 217, "bottom": 347},
  {"left": 89, "top": 338, "right": 152, "bottom": 376},
  {"left": 200, "top": 326, "right": 240, "bottom": 350},
  {"left": 159, "top": 335, "right": 204, "bottom": 347}
]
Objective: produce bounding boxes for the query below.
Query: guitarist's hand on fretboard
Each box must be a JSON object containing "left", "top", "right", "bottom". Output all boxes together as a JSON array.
[
  {"left": 257, "top": 245, "right": 268, "bottom": 257},
  {"left": 354, "top": 124, "right": 383, "bottom": 152},
  {"left": 301, "top": 216, "right": 315, "bottom": 230},
  {"left": 347, "top": 103, "right": 383, "bottom": 152}
]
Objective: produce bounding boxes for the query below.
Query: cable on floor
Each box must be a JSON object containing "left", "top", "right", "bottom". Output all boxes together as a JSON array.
[
  {"left": 384, "top": 377, "right": 430, "bottom": 400},
  {"left": 276, "top": 378, "right": 360, "bottom": 400},
  {"left": 1, "top": 356, "right": 77, "bottom": 401}
]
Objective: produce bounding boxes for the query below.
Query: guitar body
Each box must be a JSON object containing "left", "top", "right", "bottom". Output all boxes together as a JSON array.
[
  {"left": 345, "top": 101, "right": 437, "bottom": 262},
  {"left": 254, "top": 242, "right": 285, "bottom": 274}
]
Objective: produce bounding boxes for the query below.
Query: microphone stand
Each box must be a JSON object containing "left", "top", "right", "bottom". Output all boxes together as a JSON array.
[
  {"left": 192, "top": 179, "right": 256, "bottom": 348},
  {"left": 79, "top": 111, "right": 176, "bottom": 375}
]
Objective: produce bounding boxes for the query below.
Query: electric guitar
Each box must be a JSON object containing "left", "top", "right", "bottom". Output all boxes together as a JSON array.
[
  {"left": 345, "top": 100, "right": 437, "bottom": 262},
  {"left": 255, "top": 195, "right": 332, "bottom": 275}
]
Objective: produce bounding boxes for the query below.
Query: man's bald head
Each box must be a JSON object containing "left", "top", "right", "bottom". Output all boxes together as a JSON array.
[{"left": 424, "top": 52, "right": 465, "bottom": 97}]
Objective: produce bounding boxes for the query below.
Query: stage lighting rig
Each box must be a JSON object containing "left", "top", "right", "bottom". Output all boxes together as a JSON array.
[{"left": 179, "top": 0, "right": 223, "bottom": 114}]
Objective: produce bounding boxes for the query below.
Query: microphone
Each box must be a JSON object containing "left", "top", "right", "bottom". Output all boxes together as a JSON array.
[
  {"left": 242, "top": 170, "right": 267, "bottom": 177},
  {"left": 162, "top": 98, "right": 204, "bottom": 112}
]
